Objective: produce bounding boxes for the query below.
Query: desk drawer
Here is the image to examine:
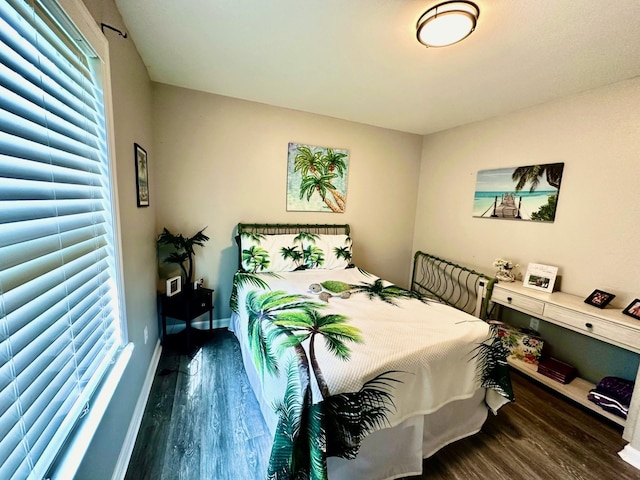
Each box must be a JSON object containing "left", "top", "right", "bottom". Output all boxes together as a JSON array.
[
  {"left": 492, "top": 287, "right": 545, "bottom": 315},
  {"left": 544, "top": 304, "right": 640, "bottom": 350}
]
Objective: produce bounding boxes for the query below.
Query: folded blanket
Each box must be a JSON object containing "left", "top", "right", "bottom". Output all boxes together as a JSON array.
[
  {"left": 587, "top": 376, "right": 634, "bottom": 419},
  {"left": 587, "top": 390, "right": 629, "bottom": 418},
  {"left": 594, "top": 376, "right": 634, "bottom": 405}
]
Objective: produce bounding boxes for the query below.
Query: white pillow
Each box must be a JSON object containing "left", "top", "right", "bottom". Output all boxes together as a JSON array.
[
  {"left": 301, "top": 234, "right": 352, "bottom": 270},
  {"left": 240, "top": 234, "right": 304, "bottom": 272}
]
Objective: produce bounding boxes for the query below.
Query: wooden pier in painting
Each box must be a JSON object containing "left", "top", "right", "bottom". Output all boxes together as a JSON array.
[{"left": 490, "top": 193, "right": 521, "bottom": 219}]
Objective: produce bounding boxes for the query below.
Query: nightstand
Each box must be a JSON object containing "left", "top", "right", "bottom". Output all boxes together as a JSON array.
[{"left": 160, "top": 287, "right": 214, "bottom": 352}]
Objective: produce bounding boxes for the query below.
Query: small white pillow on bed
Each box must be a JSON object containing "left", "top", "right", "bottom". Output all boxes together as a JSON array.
[
  {"left": 301, "top": 234, "right": 352, "bottom": 270},
  {"left": 240, "top": 233, "right": 304, "bottom": 272}
]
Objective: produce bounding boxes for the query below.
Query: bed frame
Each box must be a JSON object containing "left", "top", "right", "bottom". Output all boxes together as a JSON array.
[
  {"left": 410, "top": 251, "right": 496, "bottom": 320},
  {"left": 236, "top": 225, "right": 494, "bottom": 320},
  {"left": 237, "top": 223, "right": 350, "bottom": 235}
]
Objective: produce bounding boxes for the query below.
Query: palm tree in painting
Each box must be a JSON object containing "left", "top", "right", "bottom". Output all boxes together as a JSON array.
[
  {"left": 294, "top": 145, "right": 348, "bottom": 213},
  {"left": 293, "top": 145, "right": 323, "bottom": 176},
  {"left": 299, "top": 173, "right": 342, "bottom": 212},
  {"left": 322, "top": 148, "right": 348, "bottom": 209},
  {"left": 511, "top": 163, "right": 564, "bottom": 192},
  {"left": 275, "top": 308, "right": 362, "bottom": 398}
]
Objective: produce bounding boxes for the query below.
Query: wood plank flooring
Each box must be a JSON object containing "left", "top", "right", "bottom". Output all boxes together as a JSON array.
[{"left": 125, "top": 329, "right": 639, "bottom": 480}]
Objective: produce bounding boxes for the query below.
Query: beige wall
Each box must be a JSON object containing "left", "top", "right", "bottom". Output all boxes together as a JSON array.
[
  {"left": 78, "top": 0, "right": 157, "bottom": 478},
  {"left": 152, "top": 84, "right": 423, "bottom": 318},
  {"left": 414, "top": 77, "right": 640, "bottom": 309}
]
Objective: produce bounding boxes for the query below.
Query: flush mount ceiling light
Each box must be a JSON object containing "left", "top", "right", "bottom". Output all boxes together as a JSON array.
[{"left": 416, "top": 1, "right": 480, "bottom": 48}]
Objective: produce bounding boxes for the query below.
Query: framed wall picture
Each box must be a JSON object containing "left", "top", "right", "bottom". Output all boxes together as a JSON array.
[
  {"left": 166, "top": 276, "right": 182, "bottom": 297},
  {"left": 472, "top": 163, "right": 564, "bottom": 222},
  {"left": 523, "top": 263, "right": 558, "bottom": 293},
  {"left": 135, "top": 143, "right": 149, "bottom": 207},
  {"left": 584, "top": 289, "right": 615, "bottom": 309},
  {"left": 286, "top": 142, "right": 349, "bottom": 213},
  {"left": 623, "top": 299, "right": 640, "bottom": 320}
]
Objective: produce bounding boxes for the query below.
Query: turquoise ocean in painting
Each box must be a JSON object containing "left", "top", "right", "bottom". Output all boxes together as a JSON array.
[{"left": 473, "top": 190, "right": 556, "bottom": 219}]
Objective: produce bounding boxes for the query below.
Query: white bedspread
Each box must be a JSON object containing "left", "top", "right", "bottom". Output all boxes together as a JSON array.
[{"left": 231, "top": 267, "right": 511, "bottom": 479}]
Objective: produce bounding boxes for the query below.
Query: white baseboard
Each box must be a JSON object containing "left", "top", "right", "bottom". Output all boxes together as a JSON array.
[
  {"left": 166, "top": 317, "right": 230, "bottom": 334},
  {"left": 619, "top": 444, "right": 640, "bottom": 471},
  {"left": 111, "top": 339, "right": 163, "bottom": 480}
]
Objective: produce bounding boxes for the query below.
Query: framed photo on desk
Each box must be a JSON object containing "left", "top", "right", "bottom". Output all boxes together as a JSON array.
[
  {"left": 523, "top": 263, "right": 558, "bottom": 293},
  {"left": 623, "top": 299, "right": 640, "bottom": 319}
]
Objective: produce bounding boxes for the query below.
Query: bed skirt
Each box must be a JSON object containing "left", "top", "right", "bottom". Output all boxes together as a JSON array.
[{"left": 229, "top": 314, "right": 489, "bottom": 480}]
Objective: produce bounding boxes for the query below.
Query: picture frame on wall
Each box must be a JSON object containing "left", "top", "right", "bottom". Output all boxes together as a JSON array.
[
  {"left": 584, "top": 289, "right": 616, "bottom": 309},
  {"left": 135, "top": 143, "right": 149, "bottom": 207},
  {"left": 522, "top": 263, "right": 558, "bottom": 293},
  {"left": 623, "top": 299, "right": 640, "bottom": 320},
  {"left": 166, "top": 276, "right": 182, "bottom": 297}
]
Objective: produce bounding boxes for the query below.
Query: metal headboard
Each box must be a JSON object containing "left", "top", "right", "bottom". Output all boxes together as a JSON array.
[
  {"left": 410, "top": 251, "right": 496, "bottom": 320},
  {"left": 237, "top": 223, "right": 350, "bottom": 235}
]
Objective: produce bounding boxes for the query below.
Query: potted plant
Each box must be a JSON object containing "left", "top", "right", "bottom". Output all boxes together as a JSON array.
[{"left": 157, "top": 226, "right": 209, "bottom": 288}]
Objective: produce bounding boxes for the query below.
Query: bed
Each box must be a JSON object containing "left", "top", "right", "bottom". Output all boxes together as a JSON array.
[{"left": 229, "top": 223, "right": 512, "bottom": 480}]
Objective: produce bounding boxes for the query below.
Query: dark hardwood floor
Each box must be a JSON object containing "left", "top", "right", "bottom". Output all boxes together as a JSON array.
[{"left": 125, "top": 329, "right": 638, "bottom": 480}]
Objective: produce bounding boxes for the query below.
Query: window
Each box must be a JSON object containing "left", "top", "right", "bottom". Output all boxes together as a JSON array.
[{"left": 0, "top": 1, "right": 128, "bottom": 479}]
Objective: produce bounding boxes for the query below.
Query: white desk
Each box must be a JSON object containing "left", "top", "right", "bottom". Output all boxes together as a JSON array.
[{"left": 491, "top": 281, "right": 640, "bottom": 427}]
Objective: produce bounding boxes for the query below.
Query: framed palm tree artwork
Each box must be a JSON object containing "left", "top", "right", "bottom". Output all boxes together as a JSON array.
[
  {"left": 472, "top": 163, "right": 564, "bottom": 222},
  {"left": 287, "top": 142, "right": 349, "bottom": 212}
]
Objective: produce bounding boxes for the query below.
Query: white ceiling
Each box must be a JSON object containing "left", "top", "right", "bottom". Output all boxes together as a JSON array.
[{"left": 114, "top": 0, "right": 640, "bottom": 135}]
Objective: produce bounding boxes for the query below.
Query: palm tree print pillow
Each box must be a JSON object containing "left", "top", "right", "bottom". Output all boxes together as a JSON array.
[
  {"left": 240, "top": 234, "right": 303, "bottom": 272},
  {"left": 240, "top": 232, "right": 353, "bottom": 272},
  {"left": 302, "top": 234, "right": 352, "bottom": 270}
]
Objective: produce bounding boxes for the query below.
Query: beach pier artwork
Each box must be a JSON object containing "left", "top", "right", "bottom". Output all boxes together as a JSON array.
[
  {"left": 489, "top": 193, "right": 522, "bottom": 219},
  {"left": 473, "top": 163, "right": 564, "bottom": 222}
]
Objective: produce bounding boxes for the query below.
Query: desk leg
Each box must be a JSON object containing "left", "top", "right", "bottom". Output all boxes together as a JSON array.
[{"left": 209, "top": 308, "right": 213, "bottom": 331}]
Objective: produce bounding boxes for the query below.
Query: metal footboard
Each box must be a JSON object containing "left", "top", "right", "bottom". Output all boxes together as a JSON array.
[{"left": 410, "top": 251, "right": 495, "bottom": 319}]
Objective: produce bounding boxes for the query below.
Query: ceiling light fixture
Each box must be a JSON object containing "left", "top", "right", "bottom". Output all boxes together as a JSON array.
[{"left": 416, "top": 1, "right": 480, "bottom": 48}]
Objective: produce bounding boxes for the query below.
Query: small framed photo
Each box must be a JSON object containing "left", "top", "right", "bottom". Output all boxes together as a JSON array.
[
  {"left": 166, "top": 276, "right": 182, "bottom": 297},
  {"left": 523, "top": 263, "right": 558, "bottom": 293},
  {"left": 623, "top": 299, "right": 640, "bottom": 319},
  {"left": 584, "top": 289, "right": 615, "bottom": 309},
  {"left": 135, "top": 143, "right": 149, "bottom": 207}
]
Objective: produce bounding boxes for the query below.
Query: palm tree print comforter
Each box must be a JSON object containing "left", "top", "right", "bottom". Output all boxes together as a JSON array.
[{"left": 231, "top": 267, "right": 513, "bottom": 479}]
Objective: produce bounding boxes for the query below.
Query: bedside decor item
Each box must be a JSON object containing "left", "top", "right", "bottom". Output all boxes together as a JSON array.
[
  {"left": 134, "top": 143, "right": 149, "bottom": 207},
  {"left": 491, "top": 320, "right": 544, "bottom": 365},
  {"left": 523, "top": 263, "right": 558, "bottom": 293},
  {"left": 157, "top": 227, "right": 209, "bottom": 287},
  {"left": 166, "top": 276, "right": 182, "bottom": 297},
  {"left": 537, "top": 357, "right": 577, "bottom": 384},
  {"left": 584, "top": 289, "right": 615, "bottom": 309},
  {"left": 286, "top": 142, "right": 349, "bottom": 213},
  {"left": 493, "top": 258, "right": 519, "bottom": 282},
  {"left": 623, "top": 299, "right": 640, "bottom": 319},
  {"left": 473, "top": 163, "right": 564, "bottom": 222}
]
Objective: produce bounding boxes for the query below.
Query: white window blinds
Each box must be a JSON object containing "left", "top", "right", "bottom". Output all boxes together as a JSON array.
[{"left": 0, "top": 1, "right": 127, "bottom": 479}]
